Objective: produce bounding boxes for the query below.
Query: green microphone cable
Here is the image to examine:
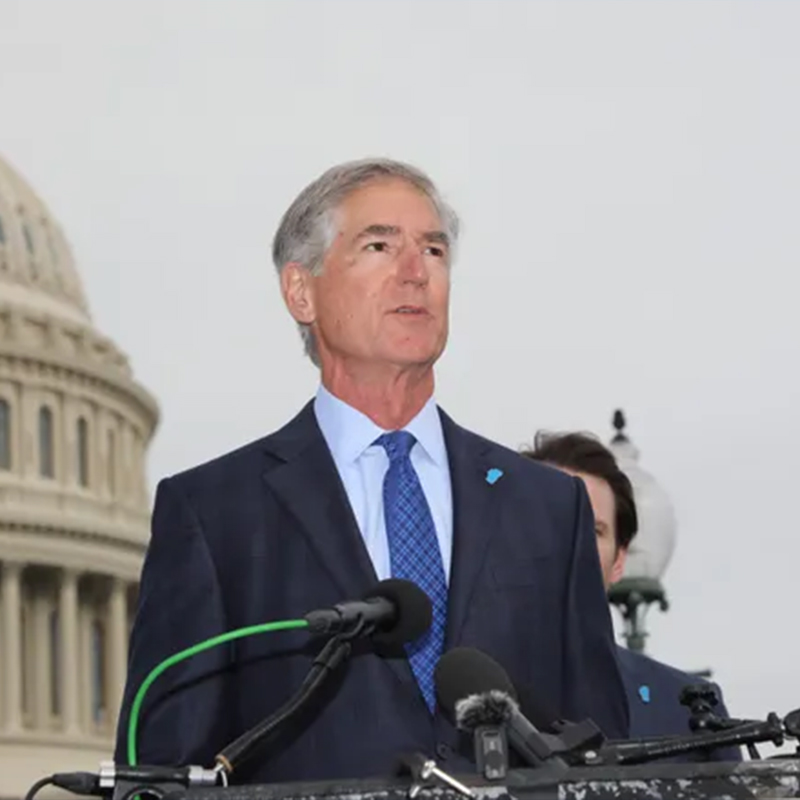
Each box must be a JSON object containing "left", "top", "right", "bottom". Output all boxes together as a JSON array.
[{"left": 127, "top": 618, "right": 309, "bottom": 767}]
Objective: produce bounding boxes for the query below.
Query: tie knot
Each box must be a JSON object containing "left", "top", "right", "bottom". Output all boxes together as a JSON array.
[{"left": 376, "top": 430, "right": 416, "bottom": 463}]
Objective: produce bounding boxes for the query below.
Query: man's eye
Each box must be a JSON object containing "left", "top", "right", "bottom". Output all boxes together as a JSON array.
[
  {"left": 426, "top": 246, "right": 446, "bottom": 258},
  {"left": 365, "top": 241, "right": 388, "bottom": 252},
  {"left": 595, "top": 527, "right": 605, "bottom": 538}
]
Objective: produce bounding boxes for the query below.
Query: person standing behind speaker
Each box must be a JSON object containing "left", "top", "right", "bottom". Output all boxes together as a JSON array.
[
  {"left": 115, "top": 159, "right": 629, "bottom": 784},
  {"left": 522, "top": 431, "right": 740, "bottom": 761}
]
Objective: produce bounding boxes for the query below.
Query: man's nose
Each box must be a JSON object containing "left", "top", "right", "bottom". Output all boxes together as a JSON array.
[{"left": 397, "top": 248, "right": 428, "bottom": 285}]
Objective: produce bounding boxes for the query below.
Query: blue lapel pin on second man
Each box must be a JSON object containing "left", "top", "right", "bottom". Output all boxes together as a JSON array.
[{"left": 485, "top": 468, "right": 503, "bottom": 485}]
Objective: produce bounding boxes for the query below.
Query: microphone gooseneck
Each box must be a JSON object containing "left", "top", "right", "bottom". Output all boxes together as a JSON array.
[{"left": 216, "top": 579, "right": 432, "bottom": 776}]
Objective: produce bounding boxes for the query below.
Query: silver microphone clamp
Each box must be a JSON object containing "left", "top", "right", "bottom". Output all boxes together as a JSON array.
[{"left": 403, "top": 752, "right": 476, "bottom": 798}]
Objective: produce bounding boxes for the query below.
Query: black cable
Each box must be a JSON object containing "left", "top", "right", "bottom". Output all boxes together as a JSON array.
[
  {"left": 52, "top": 772, "right": 101, "bottom": 796},
  {"left": 25, "top": 776, "right": 56, "bottom": 800}
]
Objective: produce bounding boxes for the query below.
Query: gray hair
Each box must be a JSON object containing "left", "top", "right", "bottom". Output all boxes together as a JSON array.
[{"left": 271, "top": 157, "right": 460, "bottom": 365}]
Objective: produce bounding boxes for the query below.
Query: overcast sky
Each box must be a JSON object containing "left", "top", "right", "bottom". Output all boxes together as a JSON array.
[{"left": 2, "top": 0, "right": 798, "bottom": 746}]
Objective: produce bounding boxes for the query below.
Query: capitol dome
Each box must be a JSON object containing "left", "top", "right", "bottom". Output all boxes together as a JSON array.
[
  {"left": 0, "top": 159, "right": 91, "bottom": 326},
  {"left": 0, "top": 154, "right": 159, "bottom": 798}
]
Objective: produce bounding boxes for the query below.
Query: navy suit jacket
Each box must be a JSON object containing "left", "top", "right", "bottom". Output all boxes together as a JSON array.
[
  {"left": 617, "top": 646, "right": 741, "bottom": 762},
  {"left": 115, "top": 401, "right": 629, "bottom": 784}
]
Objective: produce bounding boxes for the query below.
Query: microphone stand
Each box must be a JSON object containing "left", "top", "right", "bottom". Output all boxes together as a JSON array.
[
  {"left": 42, "top": 636, "right": 356, "bottom": 800},
  {"left": 214, "top": 633, "right": 354, "bottom": 777},
  {"left": 214, "top": 588, "right": 419, "bottom": 778},
  {"left": 582, "top": 714, "right": 786, "bottom": 766}
]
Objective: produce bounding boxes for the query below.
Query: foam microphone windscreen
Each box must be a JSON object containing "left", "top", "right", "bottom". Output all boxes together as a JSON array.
[
  {"left": 455, "top": 689, "right": 518, "bottom": 731},
  {"left": 434, "top": 647, "right": 518, "bottom": 720},
  {"left": 363, "top": 578, "right": 432, "bottom": 646},
  {"left": 435, "top": 647, "right": 560, "bottom": 732}
]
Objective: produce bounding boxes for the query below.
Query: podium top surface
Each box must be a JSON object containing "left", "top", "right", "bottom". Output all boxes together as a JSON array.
[{"left": 160, "top": 759, "right": 800, "bottom": 800}]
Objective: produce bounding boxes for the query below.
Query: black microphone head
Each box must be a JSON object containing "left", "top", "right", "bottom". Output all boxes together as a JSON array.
[
  {"left": 454, "top": 689, "right": 518, "bottom": 732},
  {"left": 362, "top": 578, "right": 432, "bottom": 646},
  {"left": 784, "top": 708, "right": 800, "bottom": 738},
  {"left": 435, "top": 647, "right": 518, "bottom": 721}
]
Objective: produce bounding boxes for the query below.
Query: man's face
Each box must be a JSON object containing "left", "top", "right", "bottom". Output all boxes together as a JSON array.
[
  {"left": 282, "top": 178, "right": 451, "bottom": 373},
  {"left": 558, "top": 467, "right": 627, "bottom": 591}
]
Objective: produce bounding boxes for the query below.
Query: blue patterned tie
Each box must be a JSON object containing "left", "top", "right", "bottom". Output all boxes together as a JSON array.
[{"left": 376, "top": 430, "right": 447, "bottom": 713}]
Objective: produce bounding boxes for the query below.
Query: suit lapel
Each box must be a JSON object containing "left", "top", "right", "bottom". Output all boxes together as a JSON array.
[
  {"left": 439, "top": 411, "right": 504, "bottom": 648},
  {"left": 262, "top": 401, "right": 377, "bottom": 603},
  {"left": 261, "top": 401, "right": 420, "bottom": 696}
]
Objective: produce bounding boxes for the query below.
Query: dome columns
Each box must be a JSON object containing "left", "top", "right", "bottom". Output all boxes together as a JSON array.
[
  {"left": 1, "top": 560, "right": 23, "bottom": 733},
  {"left": 59, "top": 568, "right": 81, "bottom": 735},
  {"left": 107, "top": 576, "right": 128, "bottom": 726},
  {"left": 0, "top": 562, "right": 132, "bottom": 740}
]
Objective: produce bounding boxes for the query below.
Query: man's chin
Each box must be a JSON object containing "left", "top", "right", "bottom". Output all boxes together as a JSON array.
[{"left": 383, "top": 341, "right": 446, "bottom": 369}]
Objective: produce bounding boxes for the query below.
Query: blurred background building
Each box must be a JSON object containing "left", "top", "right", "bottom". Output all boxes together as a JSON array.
[{"left": 0, "top": 154, "right": 159, "bottom": 799}]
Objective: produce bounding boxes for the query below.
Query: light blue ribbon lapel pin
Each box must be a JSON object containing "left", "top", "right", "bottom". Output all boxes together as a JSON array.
[
  {"left": 485, "top": 467, "right": 504, "bottom": 485},
  {"left": 638, "top": 685, "right": 651, "bottom": 704}
]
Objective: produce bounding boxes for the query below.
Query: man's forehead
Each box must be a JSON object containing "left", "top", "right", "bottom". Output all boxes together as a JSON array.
[{"left": 337, "top": 180, "right": 442, "bottom": 221}]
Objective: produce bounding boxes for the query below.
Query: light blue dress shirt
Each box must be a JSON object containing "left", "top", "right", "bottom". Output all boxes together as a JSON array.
[{"left": 313, "top": 384, "right": 453, "bottom": 583}]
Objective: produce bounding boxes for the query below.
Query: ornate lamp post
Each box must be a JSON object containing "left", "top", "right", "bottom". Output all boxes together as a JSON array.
[{"left": 607, "top": 410, "right": 677, "bottom": 654}]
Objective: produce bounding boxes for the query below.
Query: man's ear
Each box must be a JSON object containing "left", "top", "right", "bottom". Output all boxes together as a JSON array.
[
  {"left": 610, "top": 545, "right": 628, "bottom": 585},
  {"left": 280, "top": 263, "right": 316, "bottom": 325}
]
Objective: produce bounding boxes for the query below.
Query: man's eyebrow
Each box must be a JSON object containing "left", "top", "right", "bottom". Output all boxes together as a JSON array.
[
  {"left": 421, "top": 230, "right": 450, "bottom": 247},
  {"left": 354, "top": 224, "right": 402, "bottom": 241},
  {"left": 352, "top": 225, "right": 450, "bottom": 248}
]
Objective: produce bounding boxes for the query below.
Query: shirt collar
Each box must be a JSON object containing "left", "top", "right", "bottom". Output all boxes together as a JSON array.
[{"left": 314, "top": 383, "right": 448, "bottom": 467}]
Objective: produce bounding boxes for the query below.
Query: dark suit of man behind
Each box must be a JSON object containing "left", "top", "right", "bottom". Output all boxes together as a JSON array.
[
  {"left": 115, "top": 158, "right": 629, "bottom": 785},
  {"left": 617, "top": 647, "right": 741, "bottom": 762},
  {"left": 522, "top": 431, "right": 739, "bottom": 764}
]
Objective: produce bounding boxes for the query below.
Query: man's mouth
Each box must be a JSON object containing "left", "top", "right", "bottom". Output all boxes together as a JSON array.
[{"left": 392, "top": 305, "right": 427, "bottom": 315}]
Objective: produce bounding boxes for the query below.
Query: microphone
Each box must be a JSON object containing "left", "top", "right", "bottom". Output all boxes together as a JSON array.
[
  {"left": 590, "top": 714, "right": 785, "bottom": 765},
  {"left": 215, "top": 579, "right": 432, "bottom": 776},
  {"left": 304, "top": 578, "right": 432, "bottom": 643},
  {"left": 435, "top": 647, "right": 569, "bottom": 772},
  {"left": 40, "top": 582, "right": 432, "bottom": 799},
  {"left": 784, "top": 708, "right": 800, "bottom": 739},
  {"left": 452, "top": 689, "right": 511, "bottom": 780}
]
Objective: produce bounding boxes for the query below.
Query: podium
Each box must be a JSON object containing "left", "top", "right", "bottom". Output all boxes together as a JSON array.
[{"left": 162, "top": 759, "right": 800, "bottom": 800}]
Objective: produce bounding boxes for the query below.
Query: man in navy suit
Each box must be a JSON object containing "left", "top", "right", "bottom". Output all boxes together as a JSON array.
[
  {"left": 115, "top": 159, "right": 629, "bottom": 784},
  {"left": 523, "top": 431, "right": 740, "bottom": 761}
]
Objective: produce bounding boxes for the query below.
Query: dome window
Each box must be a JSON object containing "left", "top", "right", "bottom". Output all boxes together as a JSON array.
[
  {"left": 47, "top": 233, "right": 59, "bottom": 266},
  {"left": 23, "top": 223, "right": 35, "bottom": 255},
  {"left": 39, "top": 406, "right": 55, "bottom": 478},
  {"left": 107, "top": 429, "right": 116, "bottom": 496},
  {"left": 77, "top": 416, "right": 90, "bottom": 487},
  {"left": 0, "top": 399, "right": 10, "bottom": 469}
]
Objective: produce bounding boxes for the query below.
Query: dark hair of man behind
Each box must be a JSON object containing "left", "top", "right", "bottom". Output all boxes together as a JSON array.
[{"left": 522, "top": 431, "right": 638, "bottom": 550}]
